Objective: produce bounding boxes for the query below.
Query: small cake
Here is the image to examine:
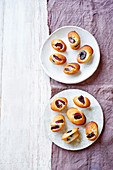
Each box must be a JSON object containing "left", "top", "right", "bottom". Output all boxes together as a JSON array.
[
  {"left": 68, "top": 31, "right": 80, "bottom": 50},
  {"left": 50, "top": 97, "right": 68, "bottom": 111},
  {"left": 62, "top": 128, "right": 80, "bottom": 144},
  {"left": 66, "top": 107, "right": 86, "bottom": 125},
  {"left": 73, "top": 95, "right": 90, "bottom": 108},
  {"left": 51, "top": 39, "right": 67, "bottom": 52},
  {"left": 86, "top": 121, "right": 98, "bottom": 141},
  {"left": 63, "top": 63, "right": 80, "bottom": 75},
  {"left": 50, "top": 114, "right": 65, "bottom": 132},
  {"left": 77, "top": 45, "right": 93, "bottom": 63},
  {"left": 49, "top": 53, "right": 66, "bottom": 65}
]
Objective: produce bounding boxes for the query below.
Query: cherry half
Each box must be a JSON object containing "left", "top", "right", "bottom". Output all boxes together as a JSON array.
[
  {"left": 55, "top": 99, "right": 65, "bottom": 108},
  {"left": 55, "top": 119, "right": 64, "bottom": 123},
  {"left": 68, "top": 37, "right": 75, "bottom": 43},
  {"left": 74, "top": 113, "right": 82, "bottom": 119},
  {"left": 53, "top": 55, "right": 62, "bottom": 61},
  {"left": 55, "top": 43, "right": 63, "bottom": 49},
  {"left": 87, "top": 132, "right": 95, "bottom": 138},
  {"left": 78, "top": 95, "right": 85, "bottom": 104},
  {"left": 79, "top": 50, "right": 87, "bottom": 60},
  {"left": 51, "top": 125, "right": 59, "bottom": 130}
]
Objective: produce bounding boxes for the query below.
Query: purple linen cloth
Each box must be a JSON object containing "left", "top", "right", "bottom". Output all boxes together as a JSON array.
[{"left": 47, "top": 0, "right": 113, "bottom": 169}]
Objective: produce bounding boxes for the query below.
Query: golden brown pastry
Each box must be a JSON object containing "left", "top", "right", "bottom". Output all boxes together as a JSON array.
[
  {"left": 66, "top": 107, "right": 86, "bottom": 125},
  {"left": 68, "top": 31, "right": 80, "bottom": 50},
  {"left": 77, "top": 45, "right": 93, "bottom": 63},
  {"left": 49, "top": 53, "right": 66, "bottom": 65},
  {"left": 62, "top": 128, "right": 80, "bottom": 144},
  {"left": 51, "top": 39, "right": 67, "bottom": 52},
  {"left": 50, "top": 114, "right": 65, "bottom": 132},
  {"left": 86, "top": 121, "right": 98, "bottom": 141},
  {"left": 50, "top": 97, "right": 68, "bottom": 111},
  {"left": 63, "top": 63, "right": 80, "bottom": 75},
  {"left": 73, "top": 95, "right": 90, "bottom": 108}
]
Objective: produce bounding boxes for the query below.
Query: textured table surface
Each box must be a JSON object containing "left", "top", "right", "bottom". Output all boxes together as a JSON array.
[{"left": 0, "top": 0, "right": 51, "bottom": 169}]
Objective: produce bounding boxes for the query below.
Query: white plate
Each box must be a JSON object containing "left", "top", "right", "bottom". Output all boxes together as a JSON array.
[
  {"left": 44, "top": 89, "right": 104, "bottom": 150},
  {"left": 40, "top": 26, "right": 100, "bottom": 84}
]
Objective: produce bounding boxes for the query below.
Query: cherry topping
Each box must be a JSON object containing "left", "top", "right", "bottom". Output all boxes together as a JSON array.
[
  {"left": 79, "top": 50, "right": 87, "bottom": 60},
  {"left": 53, "top": 55, "right": 62, "bottom": 61},
  {"left": 67, "top": 134, "right": 73, "bottom": 141},
  {"left": 87, "top": 132, "right": 95, "bottom": 138},
  {"left": 51, "top": 125, "right": 59, "bottom": 130},
  {"left": 68, "top": 65, "right": 75, "bottom": 69},
  {"left": 70, "top": 134, "right": 73, "bottom": 137},
  {"left": 64, "top": 65, "right": 75, "bottom": 72},
  {"left": 67, "top": 138, "right": 70, "bottom": 141},
  {"left": 64, "top": 68, "right": 71, "bottom": 72},
  {"left": 68, "top": 37, "right": 75, "bottom": 43},
  {"left": 52, "top": 59, "right": 55, "bottom": 63},
  {"left": 55, "top": 99, "right": 65, "bottom": 108},
  {"left": 78, "top": 95, "right": 85, "bottom": 104},
  {"left": 74, "top": 113, "right": 82, "bottom": 119},
  {"left": 55, "top": 43, "right": 63, "bottom": 49},
  {"left": 75, "top": 44, "right": 79, "bottom": 48},
  {"left": 55, "top": 119, "right": 64, "bottom": 123},
  {"left": 67, "top": 130, "right": 72, "bottom": 133}
]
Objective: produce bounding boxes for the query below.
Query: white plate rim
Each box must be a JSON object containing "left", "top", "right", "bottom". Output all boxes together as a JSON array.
[
  {"left": 40, "top": 26, "right": 100, "bottom": 84},
  {"left": 44, "top": 89, "right": 104, "bottom": 151}
]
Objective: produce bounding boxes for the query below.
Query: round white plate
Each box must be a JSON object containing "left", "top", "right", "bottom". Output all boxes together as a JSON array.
[
  {"left": 40, "top": 26, "right": 100, "bottom": 84},
  {"left": 44, "top": 89, "right": 104, "bottom": 150}
]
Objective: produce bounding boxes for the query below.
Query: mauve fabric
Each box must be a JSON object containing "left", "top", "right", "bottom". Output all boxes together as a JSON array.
[{"left": 47, "top": 0, "right": 113, "bottom": 170}]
